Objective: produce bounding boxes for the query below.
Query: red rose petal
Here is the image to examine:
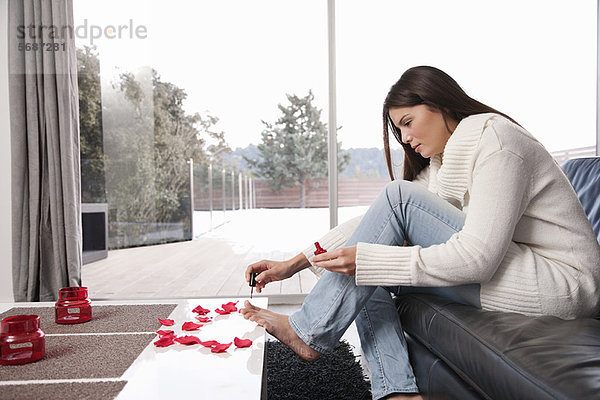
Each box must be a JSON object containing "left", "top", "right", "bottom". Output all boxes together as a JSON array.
[
  {"left": 174, "top": 336, "right": 202, "bottom": 345},
  {"left": 221, "top": 301, "right": 239, "bottom": 313},
  {"left": 154, "top": 335, "right": 175, "bottom": 347},
  {"left": 196, "top": 316, "right": 212, "bottom": 323},
  {"left": 234, "top": 337, "right": 252, "bottom": 348},
  {"left": 155, "top": 330, "right": 175, "bottom": 337},
  {"left": 182, "top": 321, "right": 203, "bottom": 331},
  {"left": 214, "top": 308, "right": 230, "bottom": 315},
  {"left": 192, "top": 305, "right": 210, "bottom": 315},
  {"left": 211, "top": 342, "right": 232, "bottom": 353},
  {"left": 158, "top": 318, "right": 175, "bottom": 326},
  {"left": 199, "top": 340, "right": 220, "bottom": 348}
]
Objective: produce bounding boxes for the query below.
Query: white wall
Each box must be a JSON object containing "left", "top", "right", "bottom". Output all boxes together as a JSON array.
[{"left": 0, "top": 0, "right": 14, "bottom": 302}]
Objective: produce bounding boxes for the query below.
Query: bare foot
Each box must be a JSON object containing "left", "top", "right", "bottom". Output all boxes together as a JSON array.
[{"left": 241, "top": 300, "right": 322, "bottom": 361}]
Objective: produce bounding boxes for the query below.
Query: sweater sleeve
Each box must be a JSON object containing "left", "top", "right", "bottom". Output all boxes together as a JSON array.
[
  {"left": 355, "top": 149, "right": 529, "bottom": 287},
  {"left": 302, "top": 215, "right": 363, "bottom": 277}
]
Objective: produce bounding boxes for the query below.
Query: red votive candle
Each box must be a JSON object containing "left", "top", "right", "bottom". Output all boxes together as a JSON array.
[
  {"left": 55, "top": 286, "right": 92, "bottom": 324},
  {"left": 0, "top": 315, "right": 46, "bottom": 365}
]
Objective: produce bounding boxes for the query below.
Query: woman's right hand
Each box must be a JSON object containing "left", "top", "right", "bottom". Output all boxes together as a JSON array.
[{"left": 245, "top": 259, "right": 296, "bottom": 293}]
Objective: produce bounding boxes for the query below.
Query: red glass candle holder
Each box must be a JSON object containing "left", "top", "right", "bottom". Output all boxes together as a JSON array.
[
  {"left": 0, "top": 315, "right": 46, "bottom": 365},
  {"left": 55, "top": 286, "right": 92, "bottom": 324}
]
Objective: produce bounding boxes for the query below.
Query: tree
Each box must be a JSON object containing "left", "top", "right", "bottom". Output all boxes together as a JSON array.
[
  {"left": 76, "top": 46, "right": 232, "bottom": 247},
  {"left": 83, "top": 62, "right": 229, "bottom": 247},
  {"left": 101, "top": 67, "right": 159, "bottom": 247},
  {"left": 150, "top": 70, "right": 230, "bottom": 223},
  {"left": 77, "top": 45, "right": 106, "bottom": 203},
  {"left": 245, "top": 91, "right": 350, "bottom": 208},
  {"left": 111, "top": 69, "right": 229, "bottom": 232}
]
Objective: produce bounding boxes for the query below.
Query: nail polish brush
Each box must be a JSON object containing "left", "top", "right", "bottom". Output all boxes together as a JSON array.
[{"left": 249, "top": 272, "right": 257, "bottom": 299}]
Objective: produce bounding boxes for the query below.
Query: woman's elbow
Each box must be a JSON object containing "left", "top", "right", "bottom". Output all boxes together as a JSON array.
[{"left": 471, "top": 253, "right": 502, "bottom": 283}]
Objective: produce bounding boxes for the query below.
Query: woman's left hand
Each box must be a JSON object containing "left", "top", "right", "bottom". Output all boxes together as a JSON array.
[{"left": 311, "top": 246, "right": 357, "bottom": 276}]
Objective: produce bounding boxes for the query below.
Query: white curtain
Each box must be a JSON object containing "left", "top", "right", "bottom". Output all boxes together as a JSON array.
[{"left": 9, "top": 0, "right": 82, "bottom": 301}]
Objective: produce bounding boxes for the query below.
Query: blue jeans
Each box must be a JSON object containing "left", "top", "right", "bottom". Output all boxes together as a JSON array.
[{"left": 289, "top": 180, "right": 481, "bottom": 399}]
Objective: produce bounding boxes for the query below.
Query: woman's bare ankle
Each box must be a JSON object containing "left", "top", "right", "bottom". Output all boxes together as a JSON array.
[{"left": 241, "top": 300, "right": 321, "bottom": 361}]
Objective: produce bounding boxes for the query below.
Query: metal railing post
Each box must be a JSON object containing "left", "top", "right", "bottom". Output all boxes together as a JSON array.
[
  {"left": 222, "top": 168, "right": 226, "bottom": 212},
  {"left": 238, "top": 172, "right": 243, "bottom": 210},
  {"left": 231, "top": 170, "right": 235, "bottom": 210},
  {"left": 249, "top": 177, "right": 254, "bottom": 209},
  {"left": 189, "top": 158, "right": 194, "bottom": 237},
  {"left": 245, "top": 175, "right": 249, "bottom": 209},
  {"left": 209, "top": 163, "right": 213, "bottom": 230}
]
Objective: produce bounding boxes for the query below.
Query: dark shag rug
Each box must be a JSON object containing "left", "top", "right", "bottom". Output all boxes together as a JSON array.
[{"left": 266, "top": 340, "right": 372, "bottom": 400}]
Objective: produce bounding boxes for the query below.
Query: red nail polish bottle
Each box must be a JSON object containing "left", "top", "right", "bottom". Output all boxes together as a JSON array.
[
  {"left": 55, "top": 287, "right": 92, "bottom": 324},
  {"left": 0, "top": 315, "right": 46, "bottom": 365},
  {"left": 314, "top": 242, "right": 327, "bottom": 255}
]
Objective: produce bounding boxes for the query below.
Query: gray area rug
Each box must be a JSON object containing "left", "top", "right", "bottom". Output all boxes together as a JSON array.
[
  {"left": 0, "top": 304, "right": 179, "bottom": 399},
  {"left": 0, "top": 333, "right": 155, "bottom": 381},
  {"left": 0, "top": 381, "right": 128, "bottom": 400},
  {"left": 0, "top": 304, "right": 178, "bottom": 334}
]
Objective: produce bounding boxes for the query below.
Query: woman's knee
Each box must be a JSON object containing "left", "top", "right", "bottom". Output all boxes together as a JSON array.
[{"left": 382, "top": 180, "right": 421, "bottom": 205}]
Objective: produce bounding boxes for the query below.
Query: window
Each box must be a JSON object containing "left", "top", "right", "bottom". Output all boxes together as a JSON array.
[
  {"left": 75, "top": 0, "right": 328, "bottom": 299},
  {"left": 76, "top": 0, "right": 597, "bottom": 300},
  {"left": 336, "top": 0, "right": 597, "bottom": 176}
]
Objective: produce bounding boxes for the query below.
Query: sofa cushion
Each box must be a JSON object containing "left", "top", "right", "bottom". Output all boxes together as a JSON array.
[
  {"left": 397, "top": 294, "right": 600, "bottom": 400},
  {"left": 561, "top": 157, "right": 600, "bottom": 243},
  {"left": 404, "top": 332, "right": 483, "bottom": 400}
]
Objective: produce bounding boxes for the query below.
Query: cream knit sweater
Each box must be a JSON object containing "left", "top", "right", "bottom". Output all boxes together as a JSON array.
[{"left": 303, "top": 113, "right": 600, "bottom": 319}]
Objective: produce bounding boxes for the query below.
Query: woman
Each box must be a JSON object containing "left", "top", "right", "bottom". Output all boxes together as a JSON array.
[{"left": 241, "top": 66, "right": 600, "bottom": 400}]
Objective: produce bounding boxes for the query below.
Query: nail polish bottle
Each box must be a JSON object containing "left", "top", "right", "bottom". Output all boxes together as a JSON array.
[{"left": 314, "top": 242, "right": 327, "bottom": 255}]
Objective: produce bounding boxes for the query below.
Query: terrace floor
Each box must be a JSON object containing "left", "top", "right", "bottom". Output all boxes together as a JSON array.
[{"left": 82, "top": 207, "right": 367, "bottom": 301}]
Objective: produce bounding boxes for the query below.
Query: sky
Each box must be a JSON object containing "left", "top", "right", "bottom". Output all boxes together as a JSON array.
[{"left": 74, "top": 0, "right": 597, "bottom": 152}]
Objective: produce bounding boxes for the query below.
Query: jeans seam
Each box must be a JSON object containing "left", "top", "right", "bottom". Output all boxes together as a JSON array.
[
  {"left": 290, "top": 275, "right": 354, "bottom": 353},
  {"left": 404, "top": 201, "right": 462, "bottom": 232},
  {"left": 386, "top": 183, "right": 408, "bottom": 241},
  {"left": 372, "top": 185, "right": 407, "bottom": 246},
  {"left": 307, "top": 277, "right": 353, "bottom": 340},
  {"left": 387, "top": 181, "right": 463, "bottom": 238},
  {"left": 288, "top": 314, "right": 330, "bottom": 354},
  {"left": 373, "top": 209, "right": 400, "bottom": 246},
  {"left": 374, "top": 199, "right": 458, "bottom": 247},
  {"left": 361, "top": 307, "right": 388, "bottom": 395},
  {"left": 373, "top": 387, "right": 420, "bottom": 400}
]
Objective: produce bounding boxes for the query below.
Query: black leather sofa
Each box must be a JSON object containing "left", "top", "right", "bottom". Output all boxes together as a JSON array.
[{"left": 396, "top": 156, "right": 600, "bottom": 400}]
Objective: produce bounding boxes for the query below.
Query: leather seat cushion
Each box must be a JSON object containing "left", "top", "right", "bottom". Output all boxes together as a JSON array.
[
  {"left": 404, "top": 331, "right": 484, "bottom": 400},
  {"left": 397, "top": 294, "right": 600, "bottom": 400}
]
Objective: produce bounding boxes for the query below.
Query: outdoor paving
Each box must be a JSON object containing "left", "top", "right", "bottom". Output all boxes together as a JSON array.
[
  {"left": 82, "top": 208, "right": 372, "bottom": 300},
  {"left": 82, "top": 235, "right": 318, "bottom": 300}
]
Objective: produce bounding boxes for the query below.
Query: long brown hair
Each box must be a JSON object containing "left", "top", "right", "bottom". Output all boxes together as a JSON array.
[{"left": 383, "top": 66, "right": 518, "bottom": 181}]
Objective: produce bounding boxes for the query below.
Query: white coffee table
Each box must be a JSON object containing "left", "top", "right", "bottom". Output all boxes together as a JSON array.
[{"left": 0, "top": 297, "right": 268, "bottom": 399}]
